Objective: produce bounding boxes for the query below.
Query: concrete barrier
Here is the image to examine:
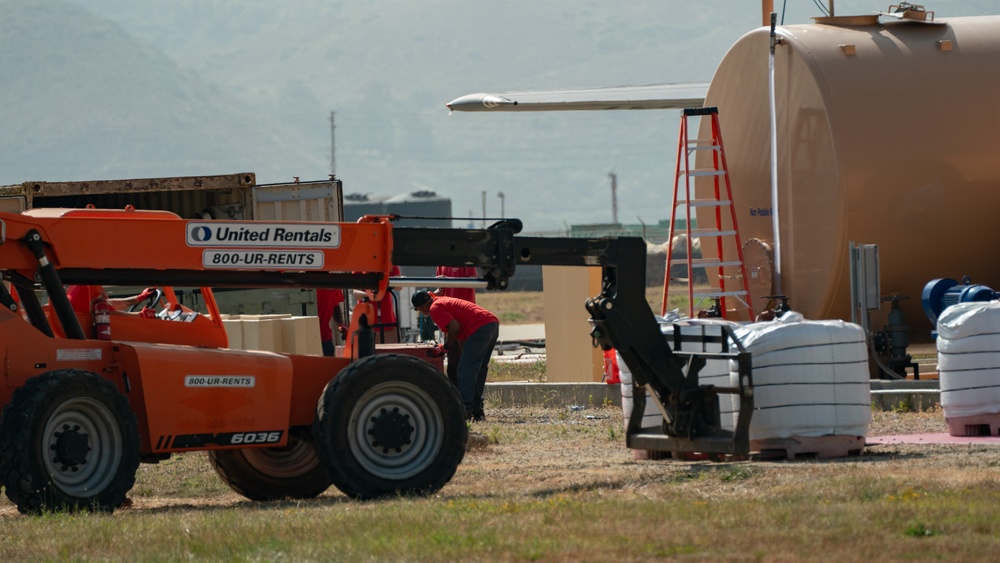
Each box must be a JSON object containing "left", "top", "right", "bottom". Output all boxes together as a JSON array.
[{"left": 870, "top": 380, "right": 940, "bottom": 412}]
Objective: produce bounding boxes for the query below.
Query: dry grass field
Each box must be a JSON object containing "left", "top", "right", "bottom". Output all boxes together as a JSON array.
[
  {"left": 476, "top": 289, "right": 546, "bottom": 324},
  {"left": 477, "top": 287, "right": 666, "bottom": 325},
  {"left": 4, "top": 405, "right": 1000, "bottom": 561},
  {"left": 4, "top": 290, "right": 1000, "bottom": 560}
]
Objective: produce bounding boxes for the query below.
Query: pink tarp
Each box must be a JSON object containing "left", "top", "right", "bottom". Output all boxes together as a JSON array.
[{"left": 867, "top": 434, "right": 1000, "bottom": 446}]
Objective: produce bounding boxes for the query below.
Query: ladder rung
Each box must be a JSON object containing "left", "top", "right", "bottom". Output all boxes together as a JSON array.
[
  {"left": 682, "top": 169, "right": 727, "bottom": 177},
  {"left": 689, "top": 258, "right": 744, "bottom": 267},
  {"left": 688, "top": 229, "right": 737, "bottom": 238},
  {"left": 686, "top": 199, "right": 732, "bottom": 207},
  {"left": 692, "top": 289, "right": 749, "bottom": 298},
  {"left": 668, "top": 112, "right": 754, "bottom": 320}
]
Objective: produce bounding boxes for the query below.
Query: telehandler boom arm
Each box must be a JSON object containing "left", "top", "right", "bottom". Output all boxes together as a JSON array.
[
  {"left": 393, "top": 220, "right": 755, "bottom": 456},
  {"left": 0, "top": 208, "right": 394, "bottom": 343}
]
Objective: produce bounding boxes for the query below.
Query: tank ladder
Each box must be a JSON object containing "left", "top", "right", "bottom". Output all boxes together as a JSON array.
[{"left": 662, "top": 107, "right": 755, "bottom": 321}]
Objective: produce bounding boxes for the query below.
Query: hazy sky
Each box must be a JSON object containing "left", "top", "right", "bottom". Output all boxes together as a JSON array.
[
  {"left": 48, "top": 0, "right": 1000, "bottom": 231},
  {"left": 428, "top": 0, "right": 997, "bottom": 229}
]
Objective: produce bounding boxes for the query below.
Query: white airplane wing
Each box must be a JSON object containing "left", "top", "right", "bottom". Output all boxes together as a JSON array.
[{"left": 446, "top": 83, "right": 709, "bottom": 112}]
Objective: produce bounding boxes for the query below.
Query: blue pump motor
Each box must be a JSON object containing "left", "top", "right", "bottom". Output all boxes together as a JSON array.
[{"left": 922, "top": 276, "right": 997, "bottom": 330}]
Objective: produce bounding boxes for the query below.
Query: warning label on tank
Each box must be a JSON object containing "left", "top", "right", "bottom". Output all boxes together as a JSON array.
[
  {"left": 202, "top": 250, "right": 325, "bottom": 270},
  {"left": 186, "top": 222, "right": 340, "bottom": 248},
  {"left": 184, "top": 375, "right": 256, "bottom": 388}
]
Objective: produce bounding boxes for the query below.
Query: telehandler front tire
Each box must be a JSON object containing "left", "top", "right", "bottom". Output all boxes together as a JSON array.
[
  {"left": 313, "top": 354, "right": 467, "bottom": 499},
  {"left": 0, "top": 369, "right": 140, "bottom": 514},
  {"left": 207, "top": 428, "right": 331, "bottom": 501}
]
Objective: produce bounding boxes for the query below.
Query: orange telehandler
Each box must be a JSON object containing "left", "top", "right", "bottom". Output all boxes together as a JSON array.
[
  {"left": 0, "top": 207, "right": 467, "bottom": 513},
  {"left": 0, "top": 207, "right": 754, "bottom": 514}
]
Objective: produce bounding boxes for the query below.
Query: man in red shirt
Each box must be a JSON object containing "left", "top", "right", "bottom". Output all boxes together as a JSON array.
[
  {"left": 316, "top": 289, "right": 347, "bottom": 356},
  {"left": 412, "top": 289, "right": 498, "bottom": 421},
  {"left": 433, "top": 265, "right": 478, "bottom": 385}
]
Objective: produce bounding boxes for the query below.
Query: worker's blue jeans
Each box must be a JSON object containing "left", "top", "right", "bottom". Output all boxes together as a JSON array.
[{"left": 456, "top": 321, "right": 499, "bottom": 416}]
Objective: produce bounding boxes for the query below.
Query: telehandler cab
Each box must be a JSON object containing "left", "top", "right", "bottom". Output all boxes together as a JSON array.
[{"left": 0, "top": 207, "right": 752, "bottom": 514}]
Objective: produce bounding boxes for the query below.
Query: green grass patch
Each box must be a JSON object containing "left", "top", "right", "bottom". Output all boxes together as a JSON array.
[
  {"left": 5, "top": 488, "right": 1000, "bottom": 561},
  {"left": 488, "top": 359, "right": 546, "bottom": 382}
]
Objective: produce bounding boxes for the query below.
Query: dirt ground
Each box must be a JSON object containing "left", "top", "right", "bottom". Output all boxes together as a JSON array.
[
  {"left": 449, "top": 405, "right": 1000, "bottom": 499},
  {"left": 2, "top": 404, "right": 997, "bottom": 516}
]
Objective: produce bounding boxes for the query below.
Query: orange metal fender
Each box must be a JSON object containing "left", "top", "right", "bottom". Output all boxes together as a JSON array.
[
  {"left": 285, "top": 353, "right": 353, "bottom": 427},
  {"left": 120, "top": 343, "right": 294, "bottom": 454}
]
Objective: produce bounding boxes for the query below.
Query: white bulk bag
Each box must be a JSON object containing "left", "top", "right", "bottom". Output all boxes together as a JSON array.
[
  {"left": 731, "top": 314, "right": 871, "bottom": 440},
  {"left": 937, "top": 301, "right": 1000, "bottom": 418}
]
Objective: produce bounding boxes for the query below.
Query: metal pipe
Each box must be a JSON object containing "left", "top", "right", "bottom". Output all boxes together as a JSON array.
[
  {"left": 23, "top": 229, "right": 86, "bottom": 340},
  {"left": 390, "top": 277, "right": 489, "bottom": 289},
  {"left": 768, "top": 12, "right": 783, "bottom": 295}
]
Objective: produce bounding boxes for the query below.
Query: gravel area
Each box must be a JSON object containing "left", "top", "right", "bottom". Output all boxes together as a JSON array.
[{"left": 870, "top": 406, "right": 950, "bottom": 436}]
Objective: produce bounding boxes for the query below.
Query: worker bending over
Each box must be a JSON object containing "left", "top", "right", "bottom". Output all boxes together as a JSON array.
[
  {"left": 411, "top": 289, "right": 498, "bottom": 422},
  {"left": 433, "top": 265, "right": 478, "bottom": 386}
]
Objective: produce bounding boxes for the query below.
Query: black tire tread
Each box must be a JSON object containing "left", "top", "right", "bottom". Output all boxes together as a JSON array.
[
  {"left": 0, "top": 369, "right": 140, "bottom": 513},
  {"left": 313, "top": 354, "right": 467, "bottom": 499},
  {"left": 207, "top": 429, "right": 331, "bottom": 501}
]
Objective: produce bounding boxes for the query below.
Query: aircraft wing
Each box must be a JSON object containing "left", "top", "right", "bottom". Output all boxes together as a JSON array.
[{"left": 446, "top": 83, "right": 709, "bottom": 112}]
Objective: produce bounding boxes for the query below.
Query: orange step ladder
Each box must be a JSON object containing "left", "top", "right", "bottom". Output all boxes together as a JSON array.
[{"left": 662, "top": 107, "right": 754, "bottom": 321}]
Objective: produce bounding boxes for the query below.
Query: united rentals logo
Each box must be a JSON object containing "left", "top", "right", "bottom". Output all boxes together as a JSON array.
[
  {"left": 186, "top": 222, "right": 340, "bottom": 248},
  {"left": 190, "top": 225, "right": 214, "bottom": 242}
]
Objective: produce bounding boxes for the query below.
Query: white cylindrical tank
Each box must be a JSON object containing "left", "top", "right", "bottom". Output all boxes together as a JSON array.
[{"left": 703, "top": 16, "right": 1000, "bottom": 334}]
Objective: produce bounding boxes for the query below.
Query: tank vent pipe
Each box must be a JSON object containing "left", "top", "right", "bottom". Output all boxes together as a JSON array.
[{"left": 768, "top": 12, "right": 783, "bottom": 295}]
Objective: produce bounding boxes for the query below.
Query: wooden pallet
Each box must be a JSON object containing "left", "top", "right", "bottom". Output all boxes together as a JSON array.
[
  {"left": 631, "top": 449, "right": 671, "bottom": 461},
  {"left": 750, "top": 435, "right": 865, "bottom": 460},
  {"left": 946, "top": 413, "right": 1000, "bottom": 437},
  {"left": 631, "top": 435, "right": 866, "bottom": 462}
]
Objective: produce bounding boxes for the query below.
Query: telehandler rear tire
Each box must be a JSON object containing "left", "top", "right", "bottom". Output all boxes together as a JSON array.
[
  {"left": 0, "top": 369, "right": 140, "bottom": 514},
  {"left": 314, "top": 354, "right": 467, "bottom": 499},
  {"left": 207, "top": 427, "right": 331, "bottom": 501}
]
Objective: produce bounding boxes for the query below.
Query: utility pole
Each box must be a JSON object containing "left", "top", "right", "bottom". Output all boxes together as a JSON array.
[
  {"left": 329, "top": 111, "right": 336, "bottom": 177},
  {"left": 481, "top": 191, "right": 487, "bottom": 228},
  {"left": 497, "top": 191, "right": 505, "bottom": 218},
  {"left": 608, "top": 172, "right": 618, "bottom": 224}
]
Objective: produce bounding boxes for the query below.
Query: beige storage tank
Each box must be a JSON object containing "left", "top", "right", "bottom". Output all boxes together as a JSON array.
[{"left": 701, "top": 15, "right": 1000, "bottom": 337}]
